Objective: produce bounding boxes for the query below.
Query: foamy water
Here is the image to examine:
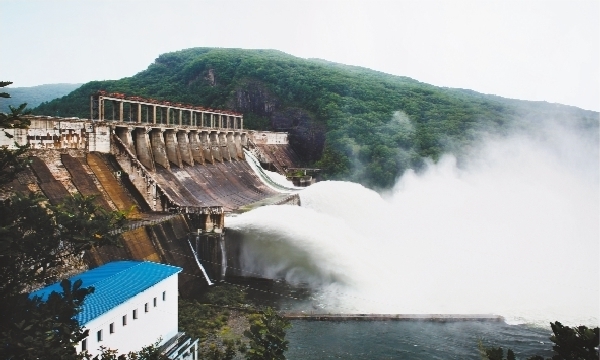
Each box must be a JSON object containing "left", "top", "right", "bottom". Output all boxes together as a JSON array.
[{"left": 228, "top": 126, "right": 599, "bottom": 327}]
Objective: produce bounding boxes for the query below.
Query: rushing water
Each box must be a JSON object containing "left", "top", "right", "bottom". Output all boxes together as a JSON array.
[{"left": 228, "top": 124, "right": 599, "bottom": 328}]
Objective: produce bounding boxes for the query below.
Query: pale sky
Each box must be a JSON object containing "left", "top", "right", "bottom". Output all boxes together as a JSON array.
[{"left": 1, "top": 0, "right": 598, "bottom": 111}]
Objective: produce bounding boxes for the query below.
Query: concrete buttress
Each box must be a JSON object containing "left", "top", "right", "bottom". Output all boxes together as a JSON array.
[
  {"left": 165, "top": 129, "right": 183, "bottom": 168},
  {"left": 150, "top": 129, "right": 170, "bottom": 170},
  {"left": 210, "top": 132, "right": 223, "bottom": 163},
  {"left": 134, "top": 127, "right": 156, "bottom": 171},
  {"left": 234, "top": 132, "right": 244, "bottom": 159},
  {"left": 219, "top": 132, "right": 231, "bottom": 161},
  {"left": 188, "top": 131, "right": 205, "bottom": 165},
  {"left": 200, "top": 131, "right": 213, "bottom": 164},
  {"left": 115, "top": 127, "right": 136, "bottom": 155},
  {"left": 226, "top": 132, "right": 238, "bottom": 160},
  {"left": 177, "top": 130, "right": 194, "bottom": 166}
]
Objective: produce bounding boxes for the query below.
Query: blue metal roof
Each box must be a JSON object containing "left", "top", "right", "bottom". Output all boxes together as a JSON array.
[{"left": 29, "top": 261, "right": 181, "bottom": 324}]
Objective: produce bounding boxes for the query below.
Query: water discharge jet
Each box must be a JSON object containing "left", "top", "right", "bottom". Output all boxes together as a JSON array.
[{"left": 227, "top": 124, "right": 599, "bottom": 327}]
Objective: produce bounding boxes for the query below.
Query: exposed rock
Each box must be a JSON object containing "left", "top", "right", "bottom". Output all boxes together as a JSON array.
[
  {"left": 271, "top": 108, "right": 325, "bottom": 163},
  {"left": 230, "top": 81, "right": 325, "bottom": 163},
  {"left": 232, "top": 82, "right": 278, "bottom": 116},
  {"left": 205, "top": 68, "right": 217, "bottom": 87}
]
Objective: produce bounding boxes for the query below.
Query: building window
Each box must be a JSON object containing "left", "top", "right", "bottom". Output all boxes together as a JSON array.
[
  {"left": 122, "top": 315, "right": 127, "bottom": 326},
  {"left": 109, "top": 323, "right": 114, "bottom": 334},
  {"left": 133, "top": 309, "right": 138, "bottom": 319},
  {"left": 82, "top": 339, "right": 87, "bottom": 351},
  {"left": 97, "top": 330, "right": 103, "bottom": 342},
  {"left": 145, "top": 303, "right": 149, "bottom": 312},
  {"left": 162, "top": 291, "right": 166, "bottom": 301},
  {"left": 153, "top": 297, "right": 157, "bottom": 307}
]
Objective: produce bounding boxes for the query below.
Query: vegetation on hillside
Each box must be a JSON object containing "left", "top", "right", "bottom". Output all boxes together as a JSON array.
[
  {"left": 2, "top": 83, "right": 81, "bottom": 113},
  {"left": 33, "top": 48, "right": 598, "bottom": 188}
]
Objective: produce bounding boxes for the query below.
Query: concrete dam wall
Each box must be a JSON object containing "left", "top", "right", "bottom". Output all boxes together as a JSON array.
[
  {"left": 1, "top": 116, "right": 300, "bottom": 215},
  {"left": 0, "top": 114, "right": 302, "bottom": 290}
]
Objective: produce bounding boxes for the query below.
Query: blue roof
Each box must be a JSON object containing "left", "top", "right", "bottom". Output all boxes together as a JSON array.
[{"left": 29, "top": 261, "right": 181, "bottom": 324}]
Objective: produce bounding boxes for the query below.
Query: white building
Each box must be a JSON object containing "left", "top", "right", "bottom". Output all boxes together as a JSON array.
[{"left": 29, "top": 261, "right": 197, "bottom": 359}]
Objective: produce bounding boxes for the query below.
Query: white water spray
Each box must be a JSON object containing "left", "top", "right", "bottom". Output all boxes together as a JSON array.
[
  {"left": 244, "top": 149, "right": 301, "bottom": 191},
  {"left": 228, "top": 124, "right": 599, "bottom": 327}
]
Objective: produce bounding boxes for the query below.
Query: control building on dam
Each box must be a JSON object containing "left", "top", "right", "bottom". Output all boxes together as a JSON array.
[{"left": 0, "top": 92, "right": 305, "bottom": 292}]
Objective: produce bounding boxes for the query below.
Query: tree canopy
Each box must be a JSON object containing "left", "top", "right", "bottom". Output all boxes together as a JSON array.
[
  {"left": 0, "top": 84, "right": 134, "bottom": 359},
  {"left": 33, "top": 48, "right": 599, "bottom": 188}
]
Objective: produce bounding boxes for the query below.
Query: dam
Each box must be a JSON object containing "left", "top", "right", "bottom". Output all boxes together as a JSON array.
[{"left": 0, "top": 92, "right": 304, "bottom": 293}]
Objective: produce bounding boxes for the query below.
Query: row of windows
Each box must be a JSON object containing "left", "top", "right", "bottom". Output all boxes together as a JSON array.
[{"left": 81, "top": 291, "right": 166, "bottom": 351}]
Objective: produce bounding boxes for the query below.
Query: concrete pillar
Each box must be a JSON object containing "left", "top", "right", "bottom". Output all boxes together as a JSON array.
[
  {"left": 188, "top": 130, "right": 205, "bottom": 165},
  {"left": 137, "top": 103, "right": 142, "bottom": 123},
  {"left": 166, "top": 107, "right": 170, "bottom": 125},
  {"left": 178, "top": 109, "right": 183, "bottom": 126},
  {"left": 240, "top": 116, "right": 243, "bottom": 130},
  {"left": 190, "top": 110, "right": 195, "bottom": 126},
  {"left": 115, "top": 126, "right": 136, "bottom": 155},
  {"left": 234, "top": 132, "right": 244, "bottom": 159},
  {"left": 210, "top": 131, "right": 223, "bottom": 163},
  {"left": 135, "top": 127, "right": 156, "bottom": 171},
  {"left": 219, "top": 132, "right": 231, "bottom": 161},
  {"left": 165, "top": 129, "right": 183, "bottom": 168},
  {"left": 149, "top": 129, "right": 170, "bottom": 170},
  {"left": 200, "top": 131, "right": 213, "bottom": 164},
  {"left": 99, "top": 98, "right": 104, "bottom": 121},
  {"left": 226, "top": 132, "right": 237, "bottom": 160},
  {"left": 152, "top": 106, "right": 157, "bottom": 124},
  {"left": 177, "top": 130, "right": 194, "bottom": 166},
  {"left": 241, "top": 133, "right": 248, "bottom": 147},
  {"left": 119, "top": 101, "right": 124, "bottom": 122}
]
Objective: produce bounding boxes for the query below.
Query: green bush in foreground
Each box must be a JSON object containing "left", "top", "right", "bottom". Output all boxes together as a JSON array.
[{"left": 480, "top": 322, "right": 599, "bottom": 360}]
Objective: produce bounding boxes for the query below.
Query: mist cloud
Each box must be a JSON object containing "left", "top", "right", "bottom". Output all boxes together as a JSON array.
[{"left": 229, "top": 119, "right": 599, "bottom": 327}]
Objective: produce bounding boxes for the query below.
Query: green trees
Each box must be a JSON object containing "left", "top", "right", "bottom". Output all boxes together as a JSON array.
[
  {"left": 244, "top": 307, "right": 291, "bottom": 360},
  {"left": 0, "top": 84, "right": 127, "bottom": 359},
  {"left": 3, "top": 279, "right": 93, "bottom": 360},
  {"left": 479, "top": 322, "right": 600, "bottom": 360},
  {"left": 548, "top": 322, "right": 599, "bottom": 360},
  {"left": 1, "top": 81, "right": 31, "bottom": 185},
  {"left": 33, "top": 48, "right": 598, "bottom": 189}
]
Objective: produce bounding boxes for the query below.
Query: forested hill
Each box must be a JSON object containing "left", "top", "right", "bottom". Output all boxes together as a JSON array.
[
  {"left": 3, "top": 83, "right": 81, "bottom": 113},
  {"left": 33, "top": 48, "right": 598, "bottom": 188}
]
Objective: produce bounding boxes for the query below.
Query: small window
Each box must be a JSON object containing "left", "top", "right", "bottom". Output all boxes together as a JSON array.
[
  {"left": 145, "top": 303, "right": 149, "bottom": 312},
  {"left": 153, "top": 297, "right": 157, "bottom": 307},
  {"left": 162, "top": 291, "right": 166, "bottom": 301},
  {"left": 122, "top": 315, "right": 127, "bottom": 326},
  {"left": 82, "top": 339, "right": 88, "bottom": 351},
  {"left": 97, "top": 330, "right": 103, "bottom": 342},
  {"left": 109, "top": 323, "right": 114, "bottom": 334},
  {"left": 133, "top": 309, "right": 138, "bottom": 319}
]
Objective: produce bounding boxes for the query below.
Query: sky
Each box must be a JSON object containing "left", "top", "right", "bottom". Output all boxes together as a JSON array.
[{"left": 1, "top": 0, "right": 598, "bottom": 111}]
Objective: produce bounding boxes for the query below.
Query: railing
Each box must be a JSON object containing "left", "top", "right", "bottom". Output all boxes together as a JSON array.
[{"left": 109, "top": 214, "right": 180, "bottom": 235}]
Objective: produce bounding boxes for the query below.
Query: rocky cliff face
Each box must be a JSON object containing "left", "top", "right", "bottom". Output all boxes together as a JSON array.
[
  {"left": 271, "top": 108, "right": 325, "bottom": 164},
  {"left": 232, "top": 81, "right": 324, "bottom": 164},
  {"left": 233, "top": 81, "right": 278, "bottom": 116}
]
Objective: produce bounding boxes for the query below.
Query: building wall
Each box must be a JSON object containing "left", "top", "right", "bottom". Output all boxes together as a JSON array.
[
  {"left": 78, "top": 274, "right": 179, "bottom": 357},
  {"left": 0, "top": 117, "right": 110, "bottom": 152}
]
